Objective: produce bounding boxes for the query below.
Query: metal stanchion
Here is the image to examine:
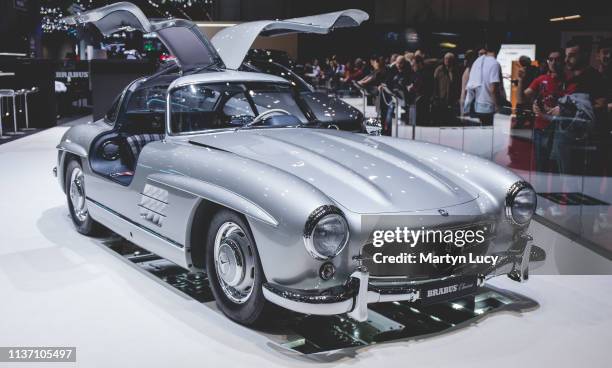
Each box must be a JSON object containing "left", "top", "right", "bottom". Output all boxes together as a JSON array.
[
  {"left": 391, "top": 95, "right": 400, "bottom": 138},
  {"left": 410, "top": 96, "right": 421, "bottom": 140},
  {"left": 0, "top": 95, "right": 9, "bottom": 140},
  {"left": 395, "top": 95, "right": 402, "bottom": 138},
  {"left": 411, "top": 112, "right": 416, "bottom": 140},
  {"left": 21, "top": 87, "right": 38, "bottom": 131},
  {"left": 381, "top": 85, "right": 403, "bottom": 138},
  {"left": 15, "top": 89, "right": 26, "bottom": 129},
  {"left": 362, "top": 89, "right": 367, "bottom": 116},
  {"left": 352, "top": 81, "right": 368, "bottom": 116},
  {"left": 0, "top": 89, "right": 24, "bottom": 136}
]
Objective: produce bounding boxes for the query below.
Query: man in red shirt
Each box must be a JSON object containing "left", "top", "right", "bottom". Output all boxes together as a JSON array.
[
  {"left": 523, "top": 50, "right": 564, "bottom": 172},
  {"left": 596, "top": 39, "right": 612, "bottom": 113},
  {"left": 535, "top": 40, "right": 608, "bottom": 176},
  {"left": 561, "top": 42, "right": 607, "bottom": 111}
]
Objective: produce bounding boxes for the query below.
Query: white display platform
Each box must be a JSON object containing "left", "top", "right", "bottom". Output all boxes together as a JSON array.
[{"left": 0, "top": 122, "right": 611, "bottom": 367}]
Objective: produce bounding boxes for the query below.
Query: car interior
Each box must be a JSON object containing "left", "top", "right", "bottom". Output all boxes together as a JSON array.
[{"left": 89, "top": 81, "right": 169, "bottom": 186}]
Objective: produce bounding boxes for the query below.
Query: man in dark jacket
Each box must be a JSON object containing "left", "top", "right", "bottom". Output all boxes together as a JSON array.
[
  {"left": 432, "top": 52, "right": 461, "bottom": 124},
  {"left": 379, "top": 55, "right": 411, "bottom": 135},
  {"left": 408, "top": 55, "right": 434, "bottom": 124},
  {"left": 515, "top": 55, "right": 540, "bottom": 128}
]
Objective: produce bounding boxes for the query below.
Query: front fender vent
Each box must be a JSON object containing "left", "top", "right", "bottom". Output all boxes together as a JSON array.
[{"left": 139, "top": 184, "right": 168, "bottom": 227}]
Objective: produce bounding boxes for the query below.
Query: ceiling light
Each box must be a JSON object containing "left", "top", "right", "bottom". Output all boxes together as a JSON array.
[
  {"left": 0, "top": 53, "right": 27, "bottom": 57},
  {"left": 549, "top": 14, "right": 581, "bottom": 22}
]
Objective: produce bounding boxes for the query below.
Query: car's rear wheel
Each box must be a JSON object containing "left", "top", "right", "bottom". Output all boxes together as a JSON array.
[
  {"left": 206, "top": 209, "right": 270, "bottom": 325},
  {"left": 65, "top": 159, "right": 104, "bottom": 236}
]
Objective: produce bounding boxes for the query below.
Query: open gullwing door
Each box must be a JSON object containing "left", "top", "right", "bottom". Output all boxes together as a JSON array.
[
  {"left": 210, "top": 9, "right": 369, "bottom": 70},
  {"left": 62, "top": 2, "right": 223, "bottom": 71}
]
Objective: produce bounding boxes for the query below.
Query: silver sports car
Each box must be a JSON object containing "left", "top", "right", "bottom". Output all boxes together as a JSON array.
[{"left": 55, "top": 2, "right": 544, "bottom": 325}]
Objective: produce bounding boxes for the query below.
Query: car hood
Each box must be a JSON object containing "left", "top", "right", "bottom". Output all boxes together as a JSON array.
[{"left": 188, "top": 129, "right": 478, "bottom": 214}]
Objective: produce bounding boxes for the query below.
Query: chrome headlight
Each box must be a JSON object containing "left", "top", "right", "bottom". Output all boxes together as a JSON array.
[
  {"left": 304, "top": 206, "right": 349, "bottom": 260},
  {"left": 505, "top": 181, "right": 537, "bottom": 226}
]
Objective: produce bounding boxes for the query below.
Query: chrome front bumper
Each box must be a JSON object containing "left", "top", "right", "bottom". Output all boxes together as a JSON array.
[{"left": 263, "top": 238, "right": 544, "bottom": 322}]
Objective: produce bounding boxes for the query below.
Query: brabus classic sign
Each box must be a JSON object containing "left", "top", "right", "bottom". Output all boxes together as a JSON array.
[
  {"left": 420, "top": 278, "right": 478, "bottom": 304},
  {"left": 426, "top": 284, "right": 459, "bottom": 298}
]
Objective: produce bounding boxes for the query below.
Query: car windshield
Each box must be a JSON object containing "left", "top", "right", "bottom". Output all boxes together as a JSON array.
[{"left": 169, "top": 82, "right": 308, "bottom": 134}]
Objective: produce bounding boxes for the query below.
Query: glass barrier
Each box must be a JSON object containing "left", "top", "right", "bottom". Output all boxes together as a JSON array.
[
  {"left": 326, "top": 57, "right": 610, "bottom": 258},
  {"left": 394, "top": 83, "right": 611, "bottom": 258}
]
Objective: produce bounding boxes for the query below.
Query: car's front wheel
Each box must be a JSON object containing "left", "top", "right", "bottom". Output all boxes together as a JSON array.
[
  {"left": 206, "top": 209, "right": 270, "bottom": 325},
  {"left": 65, "top": 159, "right": 104, "bottom": 236}
]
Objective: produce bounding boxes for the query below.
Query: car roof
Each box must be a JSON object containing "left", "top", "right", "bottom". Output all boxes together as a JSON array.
[{"left": 169, "top": 70, "right": 289, "bottom": 90}]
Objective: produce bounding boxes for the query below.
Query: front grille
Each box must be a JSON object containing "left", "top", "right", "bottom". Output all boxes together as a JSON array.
[{"left": 361, "top": 223, "right": 494, "bottom": 280}]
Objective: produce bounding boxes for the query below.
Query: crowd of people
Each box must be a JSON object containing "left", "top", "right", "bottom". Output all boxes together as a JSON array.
[
  {"left": 300, "top": 39, "right": 612, "bottom": 177},
  {"left": 301, "top": 47, "right": 514, "bottom": 136}
]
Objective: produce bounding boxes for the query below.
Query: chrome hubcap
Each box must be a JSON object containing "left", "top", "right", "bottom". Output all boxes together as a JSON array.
[
  {"left": 213, "top": 222, "right": 255, "bottom": 304},
  {"left": 69, "top": 167, "right": 88, "bottom": 222}
]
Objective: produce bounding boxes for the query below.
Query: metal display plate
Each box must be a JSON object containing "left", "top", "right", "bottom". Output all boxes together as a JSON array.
[{"left": 101, "top": 236, "right": 539, "bottom": 358}]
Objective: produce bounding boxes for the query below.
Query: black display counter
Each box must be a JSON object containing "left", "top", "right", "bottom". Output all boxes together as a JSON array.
[{"left": 0, "top": 58, "right": 157, "bottom": 128}]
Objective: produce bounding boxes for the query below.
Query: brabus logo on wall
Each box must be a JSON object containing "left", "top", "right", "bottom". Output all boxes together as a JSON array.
[{"left": 56, "top": 72, "right": 90, "bottom": 79}]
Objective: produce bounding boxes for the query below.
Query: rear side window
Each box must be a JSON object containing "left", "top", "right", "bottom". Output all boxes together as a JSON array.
[
  {"left": 119, "top": 85, "right": 168, "bottom": 134},
  {"left": 126, "top": 85, "right": 167, "bottom": 113}
]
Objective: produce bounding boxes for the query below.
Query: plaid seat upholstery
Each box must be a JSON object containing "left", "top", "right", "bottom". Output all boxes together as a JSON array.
[{"left": 126, "top": 134, "right": 165, "bottom": 161}]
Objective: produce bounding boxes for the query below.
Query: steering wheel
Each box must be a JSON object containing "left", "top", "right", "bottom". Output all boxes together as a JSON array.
[{"left": 244, "top": 109, "right": 291, "bottom": 128}]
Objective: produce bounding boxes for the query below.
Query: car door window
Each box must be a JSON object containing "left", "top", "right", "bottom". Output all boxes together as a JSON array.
[
  {"left": 120, "top": 85, "right": 167, "bottom": 134},
  {"left": 170, "top": 85, "right": 222, "bottom": 133},
  {"left": 169, "top": 82, "right": 306, "bottom": 134},
  {"left": 126, "top": 86, "right": 167, "bottom": 113},
  {"left": 170, "top": 84, "right": 257, "bottom": 133}
]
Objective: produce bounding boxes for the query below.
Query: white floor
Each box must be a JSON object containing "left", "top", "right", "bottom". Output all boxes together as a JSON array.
[{"left": 1, "top": 124, "right": 612, "bottom": 368}]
